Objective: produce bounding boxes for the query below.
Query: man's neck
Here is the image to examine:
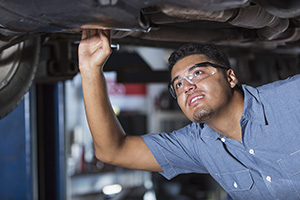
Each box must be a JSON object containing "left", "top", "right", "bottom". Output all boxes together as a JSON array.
[{"left": 205, "top": 90, "right": 244, "bottom": 141}]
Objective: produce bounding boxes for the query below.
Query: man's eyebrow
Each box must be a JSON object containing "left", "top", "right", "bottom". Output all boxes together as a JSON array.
[
  {"left": 171, "top": 76, "right": 179, "bottom": 84},
  {"left": 171, "top": 63, "right": 208, "bottom": 83},
  {"left": 187, "top": 63, "right": 206, "bottom": 73}
]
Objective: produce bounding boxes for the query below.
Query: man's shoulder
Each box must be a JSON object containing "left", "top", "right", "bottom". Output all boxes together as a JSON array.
[
  {"left": 257, "top": 74, "right": 300, "bottom": 92},
  {"left": 143, "top": 122, "right": 202, "bottom": 141},
  {"left": 251, "top": 74, "right": 300, "bottom": 110},
  {"left": 241, "top": 74, "right": 300, "bottom": 110},
  {"left": 167, "top": 122, "right": 203, "bottom": 138}
]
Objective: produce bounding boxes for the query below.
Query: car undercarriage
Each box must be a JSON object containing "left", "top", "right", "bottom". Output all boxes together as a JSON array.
[{"left": 1, "top": 0, "right": 300, "bottom": 118}]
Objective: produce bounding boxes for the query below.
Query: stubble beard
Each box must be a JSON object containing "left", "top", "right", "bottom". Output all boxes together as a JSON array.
[{"left": 193, "top": 107, "right": 215, "bottom": 123}]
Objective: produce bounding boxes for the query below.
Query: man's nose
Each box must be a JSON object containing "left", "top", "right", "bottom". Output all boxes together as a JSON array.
[{"left": 183, "top": 78, "right": 196, "bottom": 93}]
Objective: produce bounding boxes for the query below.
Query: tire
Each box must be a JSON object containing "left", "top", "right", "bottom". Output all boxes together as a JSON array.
[{"left": 0, "top": 37, "right": 40, "bottom": 119}]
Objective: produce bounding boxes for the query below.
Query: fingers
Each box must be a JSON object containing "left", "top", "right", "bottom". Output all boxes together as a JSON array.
[
  {"left": 102, "top": 29, "right": 111, "bottom": 39},
  {"left": 99, "top": 29, "right": 111, "bottom": 48},
  {"left": 81, "top": 29, "right": 111, "bottom": 40},
  {"left": 90, "top": 29, "right": 97, "bottom": 37},
  {"left": 81, "top": 29, "right": 88, "bottom": 40},
  {"left": 80, "top": 28, "right": 112, "bottom": 53},
  {"left": 81, "top": 29, "right": 100, "bottom": 41}
]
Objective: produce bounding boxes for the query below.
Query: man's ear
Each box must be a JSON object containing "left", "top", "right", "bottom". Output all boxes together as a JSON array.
[{"left": 227, "top": 69, "right": 238, "bottom": 89}]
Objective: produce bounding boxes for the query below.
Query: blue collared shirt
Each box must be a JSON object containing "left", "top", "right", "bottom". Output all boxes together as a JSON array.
[{"left": 142, "top": 74, "right": 300, "bottom": 200}]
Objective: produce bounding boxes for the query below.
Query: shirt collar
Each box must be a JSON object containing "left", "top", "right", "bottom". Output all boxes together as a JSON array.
[
  {"left": 200, "top": 84, "right": 268, "bottom": 141},
  {"left": 200, "top": 123, "right": 222, "bottom": 140},
  {"left": 241, "top": 85, "right": 268, "bottom": 125}
]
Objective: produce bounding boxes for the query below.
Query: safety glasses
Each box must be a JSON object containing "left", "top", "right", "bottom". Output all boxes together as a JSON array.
[{"left": 169, "top": 62, "right": 229, "bottom": 99}]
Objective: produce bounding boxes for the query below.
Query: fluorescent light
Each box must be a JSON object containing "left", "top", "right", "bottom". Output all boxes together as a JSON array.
[{"left": 102, "top": 184, "right": 122, "bottom": 196}]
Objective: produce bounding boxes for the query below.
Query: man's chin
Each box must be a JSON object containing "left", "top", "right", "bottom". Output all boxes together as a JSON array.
[{"left": 193, "top": 108, "right": 214, "bottom": 123}]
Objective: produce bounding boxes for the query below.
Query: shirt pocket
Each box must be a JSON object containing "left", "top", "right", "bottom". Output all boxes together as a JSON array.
[
  {"left": 278, "top": 149, "right": 300, "bottom": 177},
  {"left": 215, "top": 170, "right": 254, "bottom": 192}
]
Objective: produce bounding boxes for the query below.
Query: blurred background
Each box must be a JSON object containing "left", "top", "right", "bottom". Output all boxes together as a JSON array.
[
  {"left": 2, "top": 1, "right": 300, "bottom": 198},
  {"left": 1, "top": 37, "right": 300, "bottom": 199}
]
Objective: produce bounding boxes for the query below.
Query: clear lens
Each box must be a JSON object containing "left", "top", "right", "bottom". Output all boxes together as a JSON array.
[{"left": 171, "top": 66, "right": 217, "bottom": 98}]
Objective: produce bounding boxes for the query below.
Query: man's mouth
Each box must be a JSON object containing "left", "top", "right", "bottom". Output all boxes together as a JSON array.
[
  {"left": 191, "top": 96, "right": 204, "bottom": 104},
  {"left": 187, "top": 93, "right": 205, "bottom": 107}
]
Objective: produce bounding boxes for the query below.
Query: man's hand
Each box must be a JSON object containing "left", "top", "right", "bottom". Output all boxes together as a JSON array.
[{"left": 78, "top": 29, "right": 111, "bottom": 74}]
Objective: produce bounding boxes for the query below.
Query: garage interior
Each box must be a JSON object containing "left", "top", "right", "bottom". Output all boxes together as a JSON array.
[
  {"left": 1, "top": 31, "right": 300, "bottom": 200},
  {"left": 2, "top": 0, "right": 300, "bottom": 199}
]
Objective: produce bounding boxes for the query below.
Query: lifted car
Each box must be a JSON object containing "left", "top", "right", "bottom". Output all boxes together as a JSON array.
[{"left": 1, "top": 0, "right": 300, "bottom": 118}]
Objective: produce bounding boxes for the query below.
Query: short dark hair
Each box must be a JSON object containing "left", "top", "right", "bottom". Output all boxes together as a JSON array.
[{"left": 168, "top": 43, "right": 231, "bottom": 72}]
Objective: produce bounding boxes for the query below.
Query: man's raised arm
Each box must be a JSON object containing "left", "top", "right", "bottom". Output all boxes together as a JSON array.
[{"left": 78, "top": 29, "right": 162, "bottom": 172}]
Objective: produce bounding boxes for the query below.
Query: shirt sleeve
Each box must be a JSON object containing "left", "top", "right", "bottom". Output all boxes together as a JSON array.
[
  {"left": 258, "top": 74, "right": 300, "bottom": 97},
  {"left": 141, "top": 123, "right": 208, "bottom": 180},
  {"left": 257, "top": 74, "right": 300, "bottom": 109}
]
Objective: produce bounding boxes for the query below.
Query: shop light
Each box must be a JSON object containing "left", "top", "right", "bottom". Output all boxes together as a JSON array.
[{"left": 102, "top": 184, "right": 122, "bottom": 196}]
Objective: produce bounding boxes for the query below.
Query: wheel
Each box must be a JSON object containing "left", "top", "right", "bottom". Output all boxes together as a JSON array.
[{"left": 0, "top": 37, "right": 40, "bottom": 119}]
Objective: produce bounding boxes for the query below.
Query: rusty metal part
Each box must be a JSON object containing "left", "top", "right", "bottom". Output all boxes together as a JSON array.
[
  {"left": 257, "top": 18, "right": 289, "bottom": 40},
  {"left": 229, "top": 4, "right": 290, "bottom": 40},
  {"left": 153, "top": 4, "right": 291, "bottom": 40},
  {"left": 158, "top": 4, "right": 237, "bottom": 22},
  {"left": 229, "top": 5, "right": 280, "bottom": 28}
]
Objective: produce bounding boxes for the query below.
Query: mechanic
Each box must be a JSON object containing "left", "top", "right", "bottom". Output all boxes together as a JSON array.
[{"left": 78, "top": 29, "right": 300, "bottom": 200}]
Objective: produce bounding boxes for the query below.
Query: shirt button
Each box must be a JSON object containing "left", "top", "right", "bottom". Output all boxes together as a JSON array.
[
  {"left": 233, "top": 182, "right": 238, "bottom": 188},
  {"left": 221, "top": 138, "right": 226, "bottom": 142},
  {"left": 266, "top": 176, "right": 272, "bottom": 182},
  {"left": 249, "top": 149, "right": 255, "bottom": 155}
]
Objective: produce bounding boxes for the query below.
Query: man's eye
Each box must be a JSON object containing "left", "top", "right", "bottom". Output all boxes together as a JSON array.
[
  {"left": 194, "top": 70, "right": 203, "bottom": 76},
  {"left": 175, "top": 81, "right": 183, "bottom": 89}
]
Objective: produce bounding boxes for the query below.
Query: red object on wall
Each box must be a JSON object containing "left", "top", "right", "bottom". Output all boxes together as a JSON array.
[
  {"left": 107, "top": 79, "right": 146, "bottom": 96},
  {"left": 124, "top": 84, "right": 146, "bottom": 95}
]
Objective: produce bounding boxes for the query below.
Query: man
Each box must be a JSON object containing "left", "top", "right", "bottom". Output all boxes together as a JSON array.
[{"left": 78, "top": 29, "right": 300, "bottom": 200}]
